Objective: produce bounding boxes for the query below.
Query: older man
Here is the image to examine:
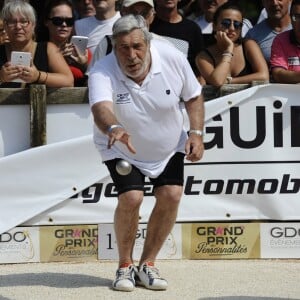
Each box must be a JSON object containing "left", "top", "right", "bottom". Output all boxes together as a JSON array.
[
  {"left": 246, "top": 0, "right": 292, "bottom": 64},
  {"left": 89, "top": 15, "right": 204, "bottom": 292}
]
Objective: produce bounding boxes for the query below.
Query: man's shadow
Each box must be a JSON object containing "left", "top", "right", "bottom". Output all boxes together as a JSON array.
[{"left": 0, "top": 272, "right": 111, "bottom": 288}]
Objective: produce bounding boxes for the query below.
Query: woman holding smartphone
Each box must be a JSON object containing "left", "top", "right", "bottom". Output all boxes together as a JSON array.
[
  {"left": 43, "top": 0, "right": 91, "bottom": 87},
  {"left": 0, "top": 0, "right": 73, "bottom": 87},
  {"left": 195, "top": 2, "right": 269, "bottom": 87}
]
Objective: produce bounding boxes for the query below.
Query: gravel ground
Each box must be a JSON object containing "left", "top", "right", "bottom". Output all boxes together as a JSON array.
[{"left": 0, "top": 259, "right": 299, "bottom": 300}]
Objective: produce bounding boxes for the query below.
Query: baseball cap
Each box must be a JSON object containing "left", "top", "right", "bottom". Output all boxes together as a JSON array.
[{"left": 122, "top": 0, "right": 154, "bottom": 8}]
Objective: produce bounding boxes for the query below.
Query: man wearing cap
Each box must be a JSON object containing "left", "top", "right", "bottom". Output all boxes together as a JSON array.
[{"left": 89, "top": 0, "right": 156, "bottom": 66}]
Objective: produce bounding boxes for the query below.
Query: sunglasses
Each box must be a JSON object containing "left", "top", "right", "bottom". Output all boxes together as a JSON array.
[
  {"left": 220, "top": 19, "right": 243, "bottom": 30},
  {"left": 48, "top": 17, "right": 75, "bottom": 27}
]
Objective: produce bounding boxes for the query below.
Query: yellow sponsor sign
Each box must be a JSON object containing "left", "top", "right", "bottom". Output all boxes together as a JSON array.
[
  {"left": 182, "top": 223, "right": 260, "bottom": 259},
  {"left": 40, "top": 225, "right": 98, "bottom": 262}
]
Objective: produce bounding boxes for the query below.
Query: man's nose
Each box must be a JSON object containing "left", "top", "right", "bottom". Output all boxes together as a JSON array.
[{"left": 128, "top": 48, "right": 137, "bottom": 59}]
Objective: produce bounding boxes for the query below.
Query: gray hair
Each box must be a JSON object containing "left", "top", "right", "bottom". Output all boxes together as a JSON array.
[
  {"left": 1, "top": 0, "right": 36, "bottom": 26},
  {"left": 111, "top": 14, "right": 152, "bottom": 47}
]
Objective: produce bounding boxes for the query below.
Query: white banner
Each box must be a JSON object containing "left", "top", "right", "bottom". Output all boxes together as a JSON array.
[
  {"left": 0, "top": 84, "right": 299, "bottom": 233},
  {"left": 0, "top": 105, "right": 30, "bottom": 156},
  {"left": 0, "top": 135, "right": 103, "bottom": 234}
]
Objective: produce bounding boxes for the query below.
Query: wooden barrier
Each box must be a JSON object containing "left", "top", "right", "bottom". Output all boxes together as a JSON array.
[{"left": 0, "top": 82, "right": 267, "bottom": 148}]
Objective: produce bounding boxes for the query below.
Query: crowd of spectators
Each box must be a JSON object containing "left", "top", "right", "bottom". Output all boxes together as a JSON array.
[{"left": 0, "top": 0, "right": 299, "bottom": 87}]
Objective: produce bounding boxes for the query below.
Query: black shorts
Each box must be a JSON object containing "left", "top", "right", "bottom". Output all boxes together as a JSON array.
[{"left": 105, "top": 152, "right": 185, "bottom": 195}]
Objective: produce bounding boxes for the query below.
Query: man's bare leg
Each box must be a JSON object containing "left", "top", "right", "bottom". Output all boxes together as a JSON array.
[
  {"left": 114, "top": 190, "right": 144, "bottom": 266},
  {"left": 112, "top": 190, "right": 143, "bottom": 291},
  {"left": 139, "top": 185, "right": 183, "bottom": 265},
  {"left": 135, "top": 185, "right": 182, "bottom": 290}
]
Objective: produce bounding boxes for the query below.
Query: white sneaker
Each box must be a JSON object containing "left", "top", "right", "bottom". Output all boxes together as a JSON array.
[
  {"left": 136, "top": 262, "right": 168, "bottom": 290},
  {"left": 112, "top": 264, "right": 136, "bottom": 292}
]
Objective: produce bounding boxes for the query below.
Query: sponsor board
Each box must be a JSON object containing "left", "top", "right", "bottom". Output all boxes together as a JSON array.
[
  {"left": 40, "top": 225, "right": 98, "bottom": 262},
  {"left": 260, "top": 223, "right": 300, "bottom": 258},
  {"left": 182, "top": 223, "right": 260, "bottom": 259},
  {"left": 3, "top": 222, "right": 300, "bottom": 264},
  {"left": 0, "top": 227, "right": 40, "bottom": 263},
  {"left": 98, "top": 223, "right": 182, "bottom": 260}
]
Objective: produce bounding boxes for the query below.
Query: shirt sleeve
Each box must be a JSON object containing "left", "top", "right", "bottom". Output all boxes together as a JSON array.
[
  {"left": 88, "top": 65, "right": 113, "bottom": 107},
  {"left": 180, "top": 54, "right": 202, "bottom": 101},
  {"left": 270, "top": 35, "right": 288, "bottom": 70}
]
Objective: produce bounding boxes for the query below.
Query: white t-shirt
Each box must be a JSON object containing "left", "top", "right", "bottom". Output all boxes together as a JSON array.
[
  {"left": 194, "top": 15, "right": 213, "bottom": 34},
  {"left": 89, "top": 40, "right": 202, "bottom": 177},
  {"left": 74, "top": 12, "right": 121, "bottom": 54}
]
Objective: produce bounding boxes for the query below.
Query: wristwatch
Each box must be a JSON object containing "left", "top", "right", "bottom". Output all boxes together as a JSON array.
[
  {"left": 189, "top": 129, "right": 204, "bottom": 136},
  {"left": 107, "top": 124, "right": 123, "bottom": 133}
]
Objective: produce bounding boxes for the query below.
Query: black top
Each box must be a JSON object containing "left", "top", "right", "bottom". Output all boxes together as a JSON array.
[
  {"left": 0, "top": 42, "right": 49, "bottom": 88},
  {"left": 150, "top": 17, "right": 205, "bottom": 75},
  {"left": 203, "top": 45, "right": 253, "bottom": 77}
]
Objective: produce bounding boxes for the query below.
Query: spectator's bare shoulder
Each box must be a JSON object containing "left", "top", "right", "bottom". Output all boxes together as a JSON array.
[
  {"left": 196, "top": 46, "right": 215, "bottom": 64},
  {"left": 242, "top": 38, "right": 260, "bottom": 49},
  {"left": 46, "top": 41, "right": 60, "bottom": 51}
]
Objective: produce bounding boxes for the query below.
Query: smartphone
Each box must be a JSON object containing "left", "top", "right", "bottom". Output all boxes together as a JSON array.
[
  {"left": 71, "top": 35, "right": 88, "bottom": 56},
  {"left": 11, "top": 51, "right": 32, "bottom": 83}
]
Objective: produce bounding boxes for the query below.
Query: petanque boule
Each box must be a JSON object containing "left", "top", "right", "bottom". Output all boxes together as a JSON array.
[{"left": 115, "top": 159, "right": 132, "bottom": 175}]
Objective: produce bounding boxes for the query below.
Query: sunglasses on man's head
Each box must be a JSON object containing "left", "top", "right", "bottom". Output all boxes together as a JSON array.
[
  {"left": 220, "top": 19, "right": 243, "bottom": 30},
  {"left": 48, "top": 17, "right": 75, "bottom": 27}
]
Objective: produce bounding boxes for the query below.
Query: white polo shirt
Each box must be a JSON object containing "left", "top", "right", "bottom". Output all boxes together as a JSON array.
[{"left": 89, "top": 39, "right": 202, "bottom": 177}]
